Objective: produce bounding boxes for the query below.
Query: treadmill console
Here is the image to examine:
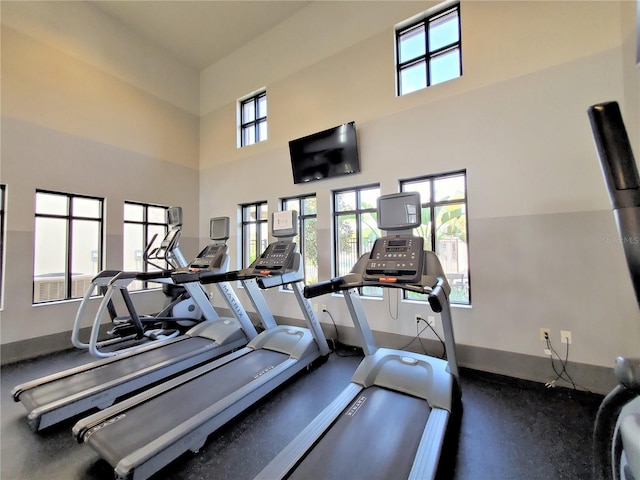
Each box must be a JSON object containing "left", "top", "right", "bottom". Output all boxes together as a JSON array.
[
  {"left": 189, "top": 244, "right": 227, "bottom": 270},
  {"left": 363, "top": 235, "right": 424, "bottom": 284},
  {"left": 252, "top": 241, "right": 296, "bottom": 273}
]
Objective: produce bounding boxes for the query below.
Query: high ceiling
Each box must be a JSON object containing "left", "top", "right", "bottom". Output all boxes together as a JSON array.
[{"left": 92, "top": 1, "right": 311, "bottom": 71}]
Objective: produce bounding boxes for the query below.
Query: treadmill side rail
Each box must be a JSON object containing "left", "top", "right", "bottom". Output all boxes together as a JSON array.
[
  {"left": 254, "top": 383, "right": 364, "bottom": 480},
  {"left": 409, "top": 408, "right": 450, "bottom": 480}
]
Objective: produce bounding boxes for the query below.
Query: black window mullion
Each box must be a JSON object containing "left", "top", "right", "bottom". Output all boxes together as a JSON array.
[{"left": 65, "top": 195, "right": 73, "bottom": 300}]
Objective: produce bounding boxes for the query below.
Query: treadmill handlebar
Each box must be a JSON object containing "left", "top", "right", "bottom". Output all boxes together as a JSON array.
[
  {"left": 304, "top": 277, "right": 346, "bottom": 298},
  {"left": 135, "top": 270, "right": 172, "bottom": 281},
  {"left": 193, "top": 269, "right": 264, "bottom": 285},
  {"left": 304, "top": 274, "right": 446, "bottom": 302},
  {"left": 427, "top": 278, "right": 446, "bottom": 313}
]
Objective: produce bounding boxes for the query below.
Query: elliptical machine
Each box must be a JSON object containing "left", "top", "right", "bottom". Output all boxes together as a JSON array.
[
  {"left": 589, "top": 101, "right": 640, "bottom": 480},
  {"left": 71, "top": 207, "right": 204, "bottom": 357}
]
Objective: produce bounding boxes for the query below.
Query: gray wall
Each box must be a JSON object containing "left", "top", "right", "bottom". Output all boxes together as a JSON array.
[{"left": 1, "top": 2, "right": 201, "bottom": 349}]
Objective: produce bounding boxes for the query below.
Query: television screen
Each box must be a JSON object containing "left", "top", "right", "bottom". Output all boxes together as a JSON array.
[{"left": 289, "top": 122, "right": 360, "bottom": 184}]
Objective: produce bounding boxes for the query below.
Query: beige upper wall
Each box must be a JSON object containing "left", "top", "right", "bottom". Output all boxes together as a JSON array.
[
  {"left": 1, "top": 0, "right": 200, "bottom": 115},
  {"left": 201, "top": 1, "right": 628, "bottom": 168},
  {"left": 2, "top": 27, "right": 200, "bottom": 173}
]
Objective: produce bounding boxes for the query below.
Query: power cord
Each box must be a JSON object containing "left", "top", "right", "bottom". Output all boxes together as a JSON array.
[
  {"left": 399, "top": 316, "right": 446, "bottom": 359},
  {"left": 544, "top": 333, "right": 577, "bottom": 389},
  {"left": 321, "top": 307, "right": 362, "bottom": 357}
]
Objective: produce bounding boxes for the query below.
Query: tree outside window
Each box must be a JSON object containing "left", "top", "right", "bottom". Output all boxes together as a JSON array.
[{"left": 401, "top": 170, "right": 470, "bottom": 304}]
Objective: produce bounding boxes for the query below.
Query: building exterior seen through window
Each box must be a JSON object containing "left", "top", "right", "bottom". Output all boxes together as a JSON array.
[
  {"left": 123, "top": 202, "right": 169, "bottom": 291},
  {"left": 281, "top": 194, "right": 318, "bottom": 289},
  {"left": 33, "top": 190, "right": 104, "bottom": 303},
  {"left": 241, "top": 201, "right": 268, "bottom": 268},
  {"left": 396, "top": 3, "right": 461, "bottom": 96},
  {"left": 333, "top": 184, "right": 382, "bottom": 297},
  {"left": 401, "top": 170, "right": 470, "bottom": 304}
]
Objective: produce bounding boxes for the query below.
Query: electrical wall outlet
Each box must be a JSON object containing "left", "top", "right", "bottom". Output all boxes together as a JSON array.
[
  {"left": 321, "top": 305, "right": 327, "bottom": 312},
  {"left": 415, "top": 314, "right": 421, "bottom": 323},
  {"left": 540, "top": 328, "right": 551, "bottom": 341},
  {"left": 561, "top": 330, "right": 572, "bottom": 344},
  {"left": 427, "top": 316, "right": 436, "bottom": 326}
]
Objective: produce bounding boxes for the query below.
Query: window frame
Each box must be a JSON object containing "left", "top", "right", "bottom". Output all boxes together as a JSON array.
[
  {"left": 33, "top": 189, "right": 105, "bottom": 304},
  {"left": 332, "top": 184, "right": 382, "bottom": 298},
  {"left": 0, "top": 185, "right": 5, "bottom": 308},
  {"left": 280, "top": 193, "right": 318, "bottom": 289},
  {"left": 123, "top": 201, "right": 170, "bottom": 291},
  {"left": 395, "top": 2, "right": 462, "bottom": 96},
  {"left": 239, "top": 90, "right": 267, "bottom": 147},
  {"left": 400, "top": 169, "right": 471, "bottom": 305},
  {"left": 240, "top": 201, "right": 269, "bottom": 269}
]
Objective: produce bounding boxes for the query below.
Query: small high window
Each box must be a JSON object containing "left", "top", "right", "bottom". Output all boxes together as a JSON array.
[
  {"left": 396, "top": 3, "right": 461, "bottom": 96},
  {"left": 239, "top": 90, "right": 267, "bottom": 147}
]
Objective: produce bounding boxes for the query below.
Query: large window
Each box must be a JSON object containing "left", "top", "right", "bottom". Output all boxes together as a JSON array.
[
  {"left": 239, "top": 90, "right": 267, "bottom": 147},
  {"left": 281, "top": 194, "right": 318, "bottom": 288},
  {"left": 333, "top": 185, "right": 381, "bottom": 297},
  {"left": 0, "top": 184, "right": 5, "bottom": 308},
  {"left": 401, "top": 170, "right": 470, "bottom": 304},
  {"left": 241, "top": 201, "right": 268, "bottom": 268},
  {"left": 123, "top": 202, "right": 169, "bottom": 291},
  {"left": 396, "top": 3, "right": 461, "bottom": 96},
  {"left": 33, "top": 190, "right": 104, "bottom": 303}
]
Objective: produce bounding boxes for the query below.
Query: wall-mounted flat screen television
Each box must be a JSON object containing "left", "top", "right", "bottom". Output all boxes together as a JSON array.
[{"left": 289, "top": 121, "right": 360, "bottom": 184}]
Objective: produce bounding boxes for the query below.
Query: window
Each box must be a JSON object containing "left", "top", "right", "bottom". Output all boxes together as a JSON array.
[
  {"left": 333, "top": 185, "right": 381, "bottom": 297},
  {"left": 33, "top": 190, "right": 104, "bottom": 303},
  {"left": 124, "top": 202, "right": 169, "bottom": 291},
  {"left": 241, "top": 201, "right": 268, "bottom": 268},
  {"left": 401, "top": 170, "right": 470, "bottom": 304},
  {"left": 0, "top": 184, "right": 5, "bottom": 308},
  {"left": 281, "top": 194, "right": 318, "bottom": 288},
  {"left": 239, "top": 90, "right": 267, "bottom": 147},
  {"left": 396, "top": 3, "right": 461, "bottom": 96}
]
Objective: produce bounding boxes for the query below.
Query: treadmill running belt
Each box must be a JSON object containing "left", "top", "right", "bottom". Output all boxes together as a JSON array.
[
  {"left": 85, "top": 348, "right": 288, "bottom": 467},
  {"left": 18, "top": 337, "right": 215, "bottom": 412},
  {"left": 289, "top": 386, "right": 431, "bottom": 480}
]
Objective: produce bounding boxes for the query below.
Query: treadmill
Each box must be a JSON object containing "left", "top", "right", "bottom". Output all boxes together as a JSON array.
[
  {"left": 12, "top": 217, "right": 257, "bottom": 432},
  {"left": 589, "top": 102, "right": 640, "bottom": 480},
  {"left": 72, "top": 209, "right": 331, "bottom": 480},
  {"left": 256, "top": 192, "right": 461, "bottom": 480}
]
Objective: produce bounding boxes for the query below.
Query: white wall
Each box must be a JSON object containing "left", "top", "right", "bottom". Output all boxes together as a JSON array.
[
  {"left": 1, "top": 2, "right": 201, "bottom": 346},
  {"left": 199, "top": 1, "right": 640, "bottom": 372}
]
